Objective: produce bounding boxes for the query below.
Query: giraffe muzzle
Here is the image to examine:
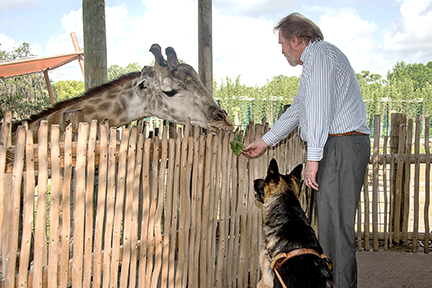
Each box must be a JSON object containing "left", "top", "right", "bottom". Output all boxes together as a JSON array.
[{"left": 212, "top": 110, "right": 234, "bottom": 131}]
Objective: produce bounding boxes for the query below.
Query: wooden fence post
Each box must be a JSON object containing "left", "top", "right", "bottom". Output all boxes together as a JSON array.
[
  {"left": 372, "top": 115, "right": 380, "bottom": 251},
  {"left": 424, "top": 116, "right": 430, "bottom": 253},
  {"left": 390, "top": 113, "right": 406, "bottom": 243}
]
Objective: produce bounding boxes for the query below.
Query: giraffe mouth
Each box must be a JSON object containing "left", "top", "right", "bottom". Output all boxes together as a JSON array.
[{"left": 211, "top": 110, "right": 234, "bottom": 131}]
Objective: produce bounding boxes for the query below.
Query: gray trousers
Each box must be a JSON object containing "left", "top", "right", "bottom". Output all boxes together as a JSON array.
[{"left": 315, "top": 135, "right": 370, "bottom": 288}]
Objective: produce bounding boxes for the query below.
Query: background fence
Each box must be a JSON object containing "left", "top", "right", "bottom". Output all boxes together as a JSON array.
[
  {"left": 358, "top": 114, "right": 431, "bottom": 253},
  {"left": 0, "top": 112, "right": 430, "bottom": 288}
]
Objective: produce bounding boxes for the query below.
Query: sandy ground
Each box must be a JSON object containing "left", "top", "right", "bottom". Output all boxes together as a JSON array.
[{"left": 357, "top": 244, "right": 432, "bottom": 288}]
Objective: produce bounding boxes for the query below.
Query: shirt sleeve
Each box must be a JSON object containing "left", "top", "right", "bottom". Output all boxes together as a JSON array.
[
  {"left": 304, "top": 49, "right": 335, "bottom": 161},
  {"left": 262, "top": 94, "right": 300, "bottom": 147}
]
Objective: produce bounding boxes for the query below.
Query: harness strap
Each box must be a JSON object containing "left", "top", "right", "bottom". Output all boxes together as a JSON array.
[{"left": 270, "top": 248, "right": 333, "bottom": 288}]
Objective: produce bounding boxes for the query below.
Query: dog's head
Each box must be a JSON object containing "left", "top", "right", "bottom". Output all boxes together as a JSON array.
[{"left": 254, "top": 159, "right": 303, "bottom": 204}]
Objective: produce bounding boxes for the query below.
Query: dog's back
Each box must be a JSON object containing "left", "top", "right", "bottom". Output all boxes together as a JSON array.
[{"left": 254, "top": 159, "right": 334, "bottom": 288}]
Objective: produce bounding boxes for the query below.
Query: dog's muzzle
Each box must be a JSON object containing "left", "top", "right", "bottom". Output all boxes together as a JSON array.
[{"left": 253, "top": 179, "right": 265, "bottom": 203}]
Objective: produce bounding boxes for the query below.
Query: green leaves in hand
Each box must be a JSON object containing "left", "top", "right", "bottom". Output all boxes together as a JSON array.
[{"left": 230, "top": 134, "right": 245, "bottom": 156}]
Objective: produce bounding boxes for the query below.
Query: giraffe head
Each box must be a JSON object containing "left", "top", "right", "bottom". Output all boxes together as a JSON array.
[{"left": 134, "top": 44, "right": 234, "bottom": 131}]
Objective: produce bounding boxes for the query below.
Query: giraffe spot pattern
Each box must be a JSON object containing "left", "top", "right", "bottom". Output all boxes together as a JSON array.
[
  {"left": 126, "top": 90, "right": 134, "bottom": 99},
  {"left": 84, "top": 105, "right": 96, "bottom": 115},
  {"left": 120, "top": 98, "right": 128, "bottom": 110},
  {"left": 88, "top": 98, "right": 101, "bottom": 104},
  {"left": 98, "top": 102, "right": 111, "bottom": 111}
]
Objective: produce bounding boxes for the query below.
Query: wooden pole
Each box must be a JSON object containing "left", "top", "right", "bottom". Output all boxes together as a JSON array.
[
  {"left": 372, "top": 115, "right": 380, "bottom": 251},
  {"left": 390, "top": 113, "right": 406, "bottom": 243},
  {"left": 82, "top": 0, "right": 108, "bottom": 91},
  {"left": 70, "top": 32, "right": 85, "bottom": 77},
  {"left": 43, "top": 69, "right": 55, "bottom": 105},
  {"left": 198, "top": 0, "right": 213, "bottom": 95}
]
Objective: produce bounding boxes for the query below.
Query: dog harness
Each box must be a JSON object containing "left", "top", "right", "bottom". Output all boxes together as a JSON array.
[{"left": 269, "top": 248, "right": 332, "bottom": 288}]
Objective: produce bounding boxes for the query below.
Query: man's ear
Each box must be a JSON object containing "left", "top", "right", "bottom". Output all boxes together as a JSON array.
[{"left": 291, "top": 36, "right": 300, "bottom": 47}]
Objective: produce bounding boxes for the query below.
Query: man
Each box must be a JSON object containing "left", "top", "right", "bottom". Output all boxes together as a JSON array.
[{"left": 242, "top": 13, "right": 370, "bottom": 288}]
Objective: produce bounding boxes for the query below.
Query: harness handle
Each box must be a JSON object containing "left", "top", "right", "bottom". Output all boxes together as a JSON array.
[{"left": 270, "top": 248, "right": 333, "bottom": 288}]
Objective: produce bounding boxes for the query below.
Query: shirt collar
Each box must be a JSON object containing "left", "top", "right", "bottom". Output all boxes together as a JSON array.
[{"left": 300, "top": 40, "right": 320, "bottom": 63}]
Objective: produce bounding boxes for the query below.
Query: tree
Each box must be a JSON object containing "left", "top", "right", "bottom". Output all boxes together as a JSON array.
[
  {"left": 387, "top": 61, "right": 432, "bottom": 91},
  {"left": 359, "top": 70, "right": 385, "bottom": 84},
  {"left": 0, "top": 43, "right": 51, "bottom": 120},
  {"left": 83, "top": 0, "right": 108, "bottom": 90},
  {"left": 52, "top": 80, "right": 85, "bottom": 101},
  {"left": 108, "top": 62, "right": 141, "bottom": 81}
]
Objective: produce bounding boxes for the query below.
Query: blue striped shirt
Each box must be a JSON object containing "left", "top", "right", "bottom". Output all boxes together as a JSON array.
[{"left": 262, "top": 40, "right": 370, "bottom": 161}]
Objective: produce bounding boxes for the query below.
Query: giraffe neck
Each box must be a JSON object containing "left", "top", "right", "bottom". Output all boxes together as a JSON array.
[{"left": 25, "top": 72, "right": 151, "bottom": 134}]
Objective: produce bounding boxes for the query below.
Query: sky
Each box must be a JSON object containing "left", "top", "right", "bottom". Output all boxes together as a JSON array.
[{"left": 1, "top": 0, "right": 432, "bottom": 87}]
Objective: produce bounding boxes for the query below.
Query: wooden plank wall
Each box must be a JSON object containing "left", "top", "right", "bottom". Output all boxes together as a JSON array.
[{"left": 0, "top": 114, "right": 430, "bottom": 287}]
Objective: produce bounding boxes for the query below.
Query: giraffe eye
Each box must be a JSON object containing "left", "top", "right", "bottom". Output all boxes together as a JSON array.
[
  {"left": 138, "top": 78, "right": 149, "bottom": 90},
  {"left": 163, "top": 90, "right": 178, "bottom": 97}
]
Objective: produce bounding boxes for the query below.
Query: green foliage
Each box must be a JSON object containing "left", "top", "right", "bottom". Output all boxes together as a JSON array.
[
  {"left": 230, "top": 134, "right": 244, "bottom": 156},
  {"left": 0, "top": 42, "right": 51, "bottom": 120},
  {"left": 52, "top": 80, "right": 85, "bottom": 102},
  {"left": 1, "top": 42, "right": 34, "bottom": 60},
  {"left": 387, "top": 61, "right": 432, "bottom": 91},
  {"left": 260, "top": 75, "right": 299, "bottom": 124},
  {"left": 214, "top": 75, "right": 299, "bottom": 129},
  {"left": 355, "top": 63, "right": 431, "bottom": 136},
  {"left": 108, "top": 62, "right": 142, "bottom": 81},
  {"left": 358, "top": 70, "right": 385, "bottom": 84},
  {"left": 214, "top": 75, "right": 252, "bottom": 129}
]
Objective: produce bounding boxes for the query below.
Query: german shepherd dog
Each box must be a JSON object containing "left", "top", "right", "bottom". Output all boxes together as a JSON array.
[{"left": 254, "top": 159, "right": 334, "bottom": 288}]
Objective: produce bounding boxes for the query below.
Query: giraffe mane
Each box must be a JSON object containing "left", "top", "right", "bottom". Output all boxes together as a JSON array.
[{"left": 12, "top": 71, "right": 141, "bottom": 131}]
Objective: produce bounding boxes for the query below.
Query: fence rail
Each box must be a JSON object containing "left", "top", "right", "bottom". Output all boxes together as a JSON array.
[{"left": 0, "top": 113, "right": 430, "bottom": 287}]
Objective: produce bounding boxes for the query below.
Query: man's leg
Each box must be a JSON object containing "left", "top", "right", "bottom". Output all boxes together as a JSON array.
[{"left": 315, "top": 135, "right": 370, "bottom": 288}]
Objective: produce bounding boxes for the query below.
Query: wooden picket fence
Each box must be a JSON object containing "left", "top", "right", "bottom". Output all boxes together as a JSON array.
[
  {"left": 0, "top": 113, "right": 430, "bottom": 287},
  {"left": 357, "top": 114, "right": 431, "bottom": 253}
]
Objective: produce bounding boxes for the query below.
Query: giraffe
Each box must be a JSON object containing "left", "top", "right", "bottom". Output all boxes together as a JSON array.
[{"left": 12, "top": 44, "right": 234, "bottom": 142}]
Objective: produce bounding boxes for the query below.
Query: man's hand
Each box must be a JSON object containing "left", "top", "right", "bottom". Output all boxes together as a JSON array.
[
  {"left": 304, "top": 160, "right": 319, "bottom": 190},
  {"left": 242, "top": 138, "right": 269, "bottom": 158}
]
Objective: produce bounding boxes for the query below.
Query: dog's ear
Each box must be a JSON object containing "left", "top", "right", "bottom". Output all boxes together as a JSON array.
[
  {"left": 267, "top": 158, "right": 280, "bottom": 183},
  {"left": 290, "top": 163, "right": 303, "bottom": 180}
]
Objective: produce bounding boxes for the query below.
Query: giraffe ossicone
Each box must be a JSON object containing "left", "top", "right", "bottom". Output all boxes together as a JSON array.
[{"left": 13, "top": 43, "right": 234, "bottom": 141}]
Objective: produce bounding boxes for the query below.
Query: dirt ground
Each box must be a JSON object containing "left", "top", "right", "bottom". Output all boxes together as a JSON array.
[{"left": 357, "top": 242, "right": 432, "bottom": 288}]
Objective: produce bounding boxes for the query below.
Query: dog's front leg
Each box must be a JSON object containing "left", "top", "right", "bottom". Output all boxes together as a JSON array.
[{"left": 257, "top": 249, "right": 274, "bottom": 288}]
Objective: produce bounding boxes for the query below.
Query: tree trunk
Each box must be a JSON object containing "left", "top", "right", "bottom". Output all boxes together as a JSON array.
[
  {"left": 198, "top": 0, "right": 213, "bottom": 95},
  {"left": 83, "top": 0, "right": 108, "bottom": 91}
]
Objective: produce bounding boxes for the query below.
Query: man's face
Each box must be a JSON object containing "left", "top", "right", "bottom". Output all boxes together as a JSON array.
[{"left": 278, "top": 30, "right": 299, "bottom": 67}]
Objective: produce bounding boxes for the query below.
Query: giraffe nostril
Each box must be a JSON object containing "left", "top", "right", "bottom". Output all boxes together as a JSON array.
[{"left": 214, "top": 111, "right": 225, "bottom": 121}]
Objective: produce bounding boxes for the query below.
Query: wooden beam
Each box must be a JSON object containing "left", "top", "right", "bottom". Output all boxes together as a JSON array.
[
  {"left": 70, "top": 32, "right": 85, "bottom": 77},
  {"left": 43, "top": 69, "right": 55, "bottom": 105}
]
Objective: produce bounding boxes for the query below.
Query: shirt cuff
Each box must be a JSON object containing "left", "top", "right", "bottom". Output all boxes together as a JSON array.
[
  {"left": 262, "top": 131, "right": 279, "bottom": 147},
  {"left": 307, "top": 147, "right": 324, "bottom": 161}
]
